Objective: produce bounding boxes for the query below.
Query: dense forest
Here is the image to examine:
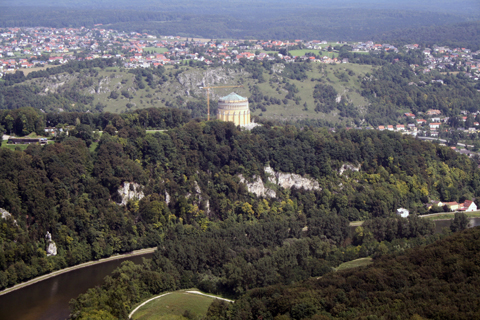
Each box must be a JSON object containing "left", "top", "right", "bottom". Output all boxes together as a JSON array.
[
  {"left": 209, "top": 226, "right": 480, "bottom": 319},
  {"left": 0, "top": 5, "right": 475, "bottom": 41},
  {"left": 374, "top": 21, "right": 480, "bottom": 52},
  {"left": 68, "top": 214, "right": 441, "bottom": 319},
  {"left": 1, "top": 116, "right": 479, "bottom": 293}
]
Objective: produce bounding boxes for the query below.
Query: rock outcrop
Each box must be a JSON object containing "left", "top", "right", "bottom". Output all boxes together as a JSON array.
[
  {"left": 265, "top": 166, "right": 321, "bottom": 191},
  {"left": 1, "top": 208, "right": 17, "bottom": 225},
  {"left": 117, "top": 182, "right": 145, "bottom": 206},
  {"left": 338, "top": 163, "right": 361, "bottom": 176},
  {"left": 239, "top": 167, "right": 320, "bottom": 198},
  {"left": 45, "top": 231, "right": 57, "bottom": 256},
  {"left": 238, "top": 174, "right": 277, "bottom": 198}
]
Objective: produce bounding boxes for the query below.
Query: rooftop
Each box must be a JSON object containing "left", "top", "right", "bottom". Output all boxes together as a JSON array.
[{"left": 219, "top": 92, "right": 247, "bottom": 102}]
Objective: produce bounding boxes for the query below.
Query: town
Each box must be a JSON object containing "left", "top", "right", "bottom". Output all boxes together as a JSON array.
[{"left": 1, "top": 26, "right": 479, "bottom": 76}]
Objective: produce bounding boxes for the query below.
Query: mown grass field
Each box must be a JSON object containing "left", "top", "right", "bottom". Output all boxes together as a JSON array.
[
  {"left": 20, "top": 65, "right": 61, "bottom": 76},
  {"left": 422, "top": 211, "right": 480, "bottom": 220},
  {"left": 289, "top": 49, "right": 337, "bottom": 58},
  {"left": 144, "top": 47, "right": 169, "bottom": 54},
  {"left": 336, "top": 257, "right": 373, "bottom": 271},
  {"left": 131, "top": 291, "right": 216, "bottom": 320}
]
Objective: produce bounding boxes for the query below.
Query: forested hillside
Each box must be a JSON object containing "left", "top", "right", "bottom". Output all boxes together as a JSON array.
[
  {"left": 1, "top": 118, "right": 479, "bottom": 292},
  {"left": 2, "top": 53, "right": 480, "bottom": 126},
  {"left": 0, "top": 6, "right": 474, "bottom": 41},
  {"left": 211, "top": 226, "right": 480, "bottom": 319},
  {"left": 373, "top": 21, "right": 480, "bottom": 51}
]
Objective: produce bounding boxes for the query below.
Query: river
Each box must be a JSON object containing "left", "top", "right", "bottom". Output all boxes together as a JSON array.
[
  {"left": 0, "top": 253, "right": 153, "bottom": 320},
  {"left": 1, "top": 218, "right": 480, "bottom": 320}
]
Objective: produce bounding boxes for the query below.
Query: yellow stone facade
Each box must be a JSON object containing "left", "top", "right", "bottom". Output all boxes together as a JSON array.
[{"left": 217, "top": 92, "right": 250, "bottom": 126}]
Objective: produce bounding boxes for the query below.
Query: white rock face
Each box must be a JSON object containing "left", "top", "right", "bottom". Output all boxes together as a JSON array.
[
  {"left": 1, "top": 208, "right": 17, "bottom": 225},
  {"left": 238, "top": 174, "right": 277, "bottom": 198},
  {"left": 165, "top": 191, "right": 171, "bottom": 205},
  {"left": 338, "top": 163, "right": 361, "bottom": 176},
  {"left": 239, "top": 167, "right": 320, "bottom": 198},
  {"left": 0, "top": 208, "right": 12, "bottom": 220},
  {"left": 45, "top": 231, "right": 57, "bottom": 256},
  {"left": 117, "top": 182, "right": 145, "bottom": 206},
  {"left": 265, "top": 166, "right": 321, "bottom": 191}
]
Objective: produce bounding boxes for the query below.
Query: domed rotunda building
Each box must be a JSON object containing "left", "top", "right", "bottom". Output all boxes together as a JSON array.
[{"left": 217, "top": 92, "right": 250, "bottom": 126}]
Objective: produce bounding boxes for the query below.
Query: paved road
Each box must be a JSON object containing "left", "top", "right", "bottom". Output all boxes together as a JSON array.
[
  {"left": 185, "top": 290, "right": 234, "bottom": 302},
  {"left": 417, "top": 136, "right": 474, "bottom": 148}
]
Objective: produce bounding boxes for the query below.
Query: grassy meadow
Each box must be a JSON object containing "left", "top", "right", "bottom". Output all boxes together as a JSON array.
[
  {"left": 17, "top": 62, "right": 375, "bottom": 123},
  {"left": 131, "top": 291, "right": 217, "bottom": 320},
  {"left": 335, "top": 257, "right": 373, "bottom": 271}
]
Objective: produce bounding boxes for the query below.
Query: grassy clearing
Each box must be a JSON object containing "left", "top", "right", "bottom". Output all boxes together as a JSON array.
[
  {"left": 144, "top": 47, "right": 168, "bottom": 54},
  {"left": 289, "top": 49, "right": 337, "bottom": 58},
  {"left": 132, "top": 290, "right": 216, "bottom": 320},
  {"left": 336, "top": 257, "right": 373, "bottom": 271},
  {"left": 349, "top": 221, "right": 364, "bottom": 227},
  {"left": 20, "top": 65, "right": 61, "bottom": 76},
  {"left": 422, "top": 211, "right": 480, "bottom": 220},
  {"left": 1, "top": 140, "right": 29, "bottom": 151}
]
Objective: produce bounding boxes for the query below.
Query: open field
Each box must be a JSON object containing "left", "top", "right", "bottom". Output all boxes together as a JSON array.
[
  {"left": 421, "top": 211, "right": 480, "bottom": 220},
  {"left": 289, "top": 49, "right": 337, "bottom": 58},
  {"left": 144, "top": 47, "right": 169, "bottom": 54},
  {"left": 19, "top": 65, "right": 61, "bottom": 76},
  {"left": 1, "top": 139, "right": 30, "bottom": 151},
  {"left": 131, "top": 290, "right": 218, "bottom": 320},
  {"left": 336, "top": 257, "right": 373, "bottom": 271},
  {"left": 17, "top": 62, "right": 375, "bottom": 123}
]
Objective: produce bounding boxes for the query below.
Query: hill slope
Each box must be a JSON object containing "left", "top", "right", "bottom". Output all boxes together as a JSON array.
[{"left": 216, "top": 226, "right": 480, "bottom": 319}]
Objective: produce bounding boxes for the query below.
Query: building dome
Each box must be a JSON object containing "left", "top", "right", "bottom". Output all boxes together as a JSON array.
[{"left": 217, "top": 92, "right": 250, "bottom": 126}]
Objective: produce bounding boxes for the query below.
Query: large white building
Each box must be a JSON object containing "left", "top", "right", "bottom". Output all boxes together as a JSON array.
[{"left": 217, "top": 92, "right": 250, "bottom": 126}]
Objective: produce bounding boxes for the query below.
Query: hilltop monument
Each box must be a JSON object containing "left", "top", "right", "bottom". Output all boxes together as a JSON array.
[{"left": 217, "top": 92, "right": 250, "bottom": 126}]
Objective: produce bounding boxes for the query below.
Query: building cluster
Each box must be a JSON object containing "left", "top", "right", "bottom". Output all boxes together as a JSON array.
[
  {"left": 406, "top": 44, "right": 480, "bottom": 79},
  {"left": 374, "top": 109, "right": 480, "bottom": 139},
  {"left": 427, "top": 200, "right": 477, "bottom": 212},
  {"left": 3, "top": 26, "right": 479, "bottom": 76}
]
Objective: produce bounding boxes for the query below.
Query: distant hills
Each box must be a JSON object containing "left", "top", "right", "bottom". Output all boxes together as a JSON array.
[
  {"left": 373, "top": 20, "right": 480, "bottom": 51},
  {"left": 1, "top": 1, "right": 479, "bottom": 42}
]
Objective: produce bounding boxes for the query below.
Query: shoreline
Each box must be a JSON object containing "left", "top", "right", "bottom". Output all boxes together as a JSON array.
[{"left": 0, "top": 247, "right": 157, "bottom": 297}]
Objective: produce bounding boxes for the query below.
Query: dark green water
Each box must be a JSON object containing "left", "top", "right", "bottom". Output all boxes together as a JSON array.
[{"left": 0, "top": 253, "right": 152, "bottom": 320}]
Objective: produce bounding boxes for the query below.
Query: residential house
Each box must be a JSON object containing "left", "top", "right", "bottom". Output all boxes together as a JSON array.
[
  {"left": 429, "top": 122, "right": 441, "bottom": 130},
  {"left": 461, "top": 200, "right": 477, "bottom": 212},
  {"left": 426, "top": 109, "right": 441, "bottom": 116},
  {"left": 444, "top": 202, "right": 460, "bottom": 211},
  {"left": 396, "top": 208, "right": 409, "bottom": 218}
]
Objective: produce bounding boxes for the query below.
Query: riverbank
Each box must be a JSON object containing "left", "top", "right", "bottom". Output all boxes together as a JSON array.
[{"left": 0, "top": 247, "right": 157, "bottom": 297}]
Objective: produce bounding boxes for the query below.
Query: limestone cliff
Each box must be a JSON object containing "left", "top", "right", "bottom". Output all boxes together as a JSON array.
[
  {"left": 0, "top": 208, "right": 17, "bottom": 225},
  {"left": 238, "top": 174, "right": 277, "bottom": 198},
  {"left": 265, "top": 166, "right": 321, "bottom": 191},
  {"left": 239, "top": 166, "right": 320, "bottom": 198},
  {"left": 45, "top": 231, "right": 57, "bottom": 256},
  {"left": 117, "top": 182, "right": 145, "bottom": 206},
  {"left": 338, "top": 163, "right": 361, "bottom": 176}
]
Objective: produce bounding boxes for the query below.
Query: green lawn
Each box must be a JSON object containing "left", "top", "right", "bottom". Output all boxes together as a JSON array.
[
  {"left": 422, "top": 211, "right": 480, "bottom": 220},
  {"left": 289, "top": 49, "right": 337, "bottom": 58},
  {"left": 336, "top": 257, "right": 373, "bottom": 271},
  {"left": 1, "top": 139, "right": 30, "bottom": 151},
  {"left": 144, "top": 47, "right": 168, "bottom": 54},
  {"left": 132, "top": 291, "right": 217, "bottom": 320}
]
